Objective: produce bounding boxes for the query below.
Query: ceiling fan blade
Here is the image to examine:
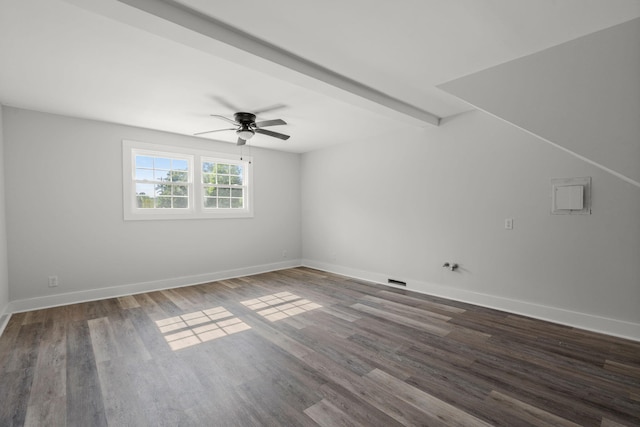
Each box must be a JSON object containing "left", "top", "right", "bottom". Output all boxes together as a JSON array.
[
  {"left": 237, "top": 137, "right": 247, "bottom": 146},
  {"left": 193, "top": 127, "right": 236, "bottom": 136},
  {"left": 212, "top": 96, "right": 242, "bottom": 112},
  {"left": 255, "top": 119, "right": 287, "bottom": 128},
  {"left": 255, "top": 128, "right": 290, "bottom": 140},
  {"left": 252, "top": 104, "right": 287, "bottom": 115},
  {"left": 210, "top": 114, "right": 238, "bottom": 125}
]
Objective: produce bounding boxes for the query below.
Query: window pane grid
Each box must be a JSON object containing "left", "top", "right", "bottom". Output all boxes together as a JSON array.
[
  {"left": 202, "top": 160, "right": 246, "bottom": 210},
  {"left": 135, "top": 154, "right": 191, "bottom": 210},
  {"left": 125, "top": 141, "right": 252, "bottom": 220}
]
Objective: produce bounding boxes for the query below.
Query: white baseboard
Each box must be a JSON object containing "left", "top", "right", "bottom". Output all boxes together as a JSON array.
[
  {"left": 301, "top": 259, "right": 640, "bottom": 342},
  {"left": 5, "top": 259, "right": 638, "bottom": 342},
  {"left": 7, "top": 259, "right": 302, "bottom": 314},
  {"left": 0, "top": 304, "right": 10, "bottom": 337}
]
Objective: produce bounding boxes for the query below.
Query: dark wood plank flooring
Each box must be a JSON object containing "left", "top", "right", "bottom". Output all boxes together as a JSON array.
[{"left": 1, "top": 267, "right": 639, "bottom": 426}]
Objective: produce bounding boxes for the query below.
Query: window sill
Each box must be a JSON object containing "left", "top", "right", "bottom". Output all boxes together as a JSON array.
[{"left": 124, "top": 209, "right": 254, "bottom": 221}]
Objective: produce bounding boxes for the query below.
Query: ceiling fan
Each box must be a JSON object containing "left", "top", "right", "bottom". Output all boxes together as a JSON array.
[{"left": 194, "top": 109, "right": 290, "bottom": 146}]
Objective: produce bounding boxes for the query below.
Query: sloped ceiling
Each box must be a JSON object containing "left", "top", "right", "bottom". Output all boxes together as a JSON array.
[
  {"left": 0, "top": 0, "right": 639, "bottom": 153},
  {"left": 439, "top": 18, "right": 640, "bottom": 187},
  {"left": 174, "top": 0, "right": 640, "bottom": 117}
]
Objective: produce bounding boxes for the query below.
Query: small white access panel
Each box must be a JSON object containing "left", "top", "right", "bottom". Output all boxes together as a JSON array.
[
  {"left": 555, "top": 185, "right": 583, "bottom": 210},
  {"left": 551, "top": 177, "right": 591, "bottom": 215}
]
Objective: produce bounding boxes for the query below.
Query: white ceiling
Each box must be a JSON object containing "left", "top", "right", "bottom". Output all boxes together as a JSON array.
[{"left": 1, "top": 0, "right": 638, "bottom": 153}]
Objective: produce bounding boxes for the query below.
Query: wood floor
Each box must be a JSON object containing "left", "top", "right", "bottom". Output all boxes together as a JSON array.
[{"left": 0, "top": 268, "right": 639, "bottom": 426}]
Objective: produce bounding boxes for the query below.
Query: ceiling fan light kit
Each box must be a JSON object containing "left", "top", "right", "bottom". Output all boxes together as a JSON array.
[
  {"left": 195, "top": 110, "right": 290, "bottom": 146},
  {"left": 237, "top": 125, "right": 255, "bottom": 140}
]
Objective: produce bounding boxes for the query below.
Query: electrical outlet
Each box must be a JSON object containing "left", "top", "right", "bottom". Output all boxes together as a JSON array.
[
  {"left": 48, "top": 276, "right": 58, "bottom": 287},
  {"left": 504, "top": 218, "right": 514, "bottom": 230},
  {"left": 282, "top": 249, "right": 288, "bottom": 258}
]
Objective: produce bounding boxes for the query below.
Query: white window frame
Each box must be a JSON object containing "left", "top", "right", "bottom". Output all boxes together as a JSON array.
[
  {"left": 123, "top": 140, "right": 253, "bottom": 220},
  {"left": 201, "top": 156, "right": 249, "bottom": 211}
]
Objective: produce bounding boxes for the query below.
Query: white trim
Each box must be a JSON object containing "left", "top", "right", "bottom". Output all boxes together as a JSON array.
[
  {"left": 7, "top": 260, "right": 301, "bottom": 314},
  {"left": 0, "top": 308, "right": 10, "bottom": 337},
  {"left": 440, "top": 102, "right": 640, "bottom": 189},
  {"left": 5, "top": 260, "right": 638, "bottom": 342},
  {"left": 123, "top": 140, "right": 254, "bottom": 220},
  {"left": 488, "top": 108, "right": 640, "bottom": 188},
  {"left": 301, "top": 259, "right": 640, "bottom": 342}
]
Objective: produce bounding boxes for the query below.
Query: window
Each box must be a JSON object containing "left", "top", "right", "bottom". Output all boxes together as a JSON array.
[
  {"left": 134, "top": 154, "right": 191, "bottom": 209},
  {"left": 123, "top": 140, "right": 253, "bottom": 220},
  {"left": 202, "top": 159, "right": 246, "bottom": 210}
]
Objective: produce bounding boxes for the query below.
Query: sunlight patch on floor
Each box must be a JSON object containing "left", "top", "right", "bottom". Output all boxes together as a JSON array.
[
  {"left": 156, "top": 306, "right": 251, "bottom": 350},
  {"left": 241, "top": 292, "right": 322, "bottom": 322}
]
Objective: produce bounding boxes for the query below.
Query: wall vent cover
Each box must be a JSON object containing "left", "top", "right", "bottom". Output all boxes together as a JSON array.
[{"left": 551, "top": 177, "right": 591, "bottom": 215}]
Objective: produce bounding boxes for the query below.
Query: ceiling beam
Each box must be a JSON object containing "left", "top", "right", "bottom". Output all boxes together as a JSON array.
[{"left": 116, "top": 0, "right": 441, "bottom": 126}]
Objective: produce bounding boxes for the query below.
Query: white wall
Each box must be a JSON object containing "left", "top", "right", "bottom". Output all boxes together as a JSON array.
[
  {"left": 3, "top": 107, "right": 301, "bottom": 306},
  {"left": 0, "top": 107, "right": 9, "bottom": 317},
  {"left": 301, "top": 110, "right": 640, "bottom": 339},
  {"left": 439, "top": 18, "right": 640, "bottom": 187}
]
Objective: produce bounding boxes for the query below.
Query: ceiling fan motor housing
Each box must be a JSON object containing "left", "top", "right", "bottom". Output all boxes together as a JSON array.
[
  {"left": 234, "top": 112, "right": 257, "bottom": 140},
  {"left": 194, "top": 110, "right": 289, "bottom": 143},
  {"left": 234, "top": 112, "right": 256, "bottom": 125}
]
